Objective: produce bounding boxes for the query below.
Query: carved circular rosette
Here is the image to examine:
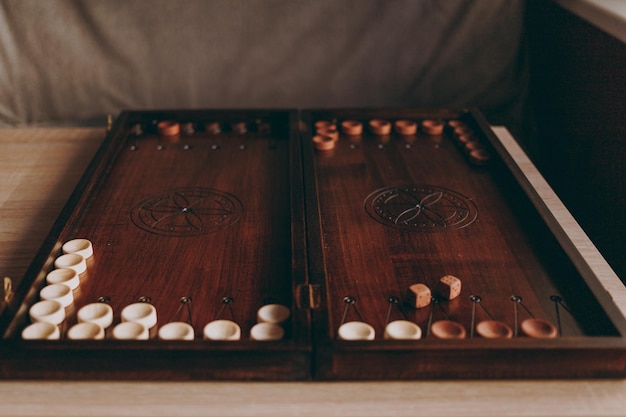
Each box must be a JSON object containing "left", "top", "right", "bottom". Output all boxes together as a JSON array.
[
  {"left": 363, "top": 185, "right": 477, "bottom": 232},
  {"left": 131, "top": 187, "right": 243, "bottom": 236}
]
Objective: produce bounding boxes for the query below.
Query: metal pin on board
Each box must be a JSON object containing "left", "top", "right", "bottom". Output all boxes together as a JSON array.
[
  {"left": 170, "top": 296, "right": 193, "bottom": 326},
  {"left": 337, "top": 296, "right": 375, "bottom": 341},
  {"left": 214, "top": 296, "right": 236, "bottom": 321},
  {"left": 384, "top": 296, "right": 406, "bottom": 325},
  {"left": 511, "top": 295, "right": 558, "bottom": 338},
  {"left": 427, "top": 296, "right": 466, "bottom": 339},
  {"left": 383, "top": 296, "right": 422, "bottom": 340},
  {"left": 470, "top": 294, "right": 513, "bottom": 339},
  {"left": 550, "top": 295, "right": 574, "bottom": 336},
  {"left": 203, "top": 297, "right": 241, "bottom": 341},
  {"left": 340, "top": 296, "right": 359, "bottom": 325}
]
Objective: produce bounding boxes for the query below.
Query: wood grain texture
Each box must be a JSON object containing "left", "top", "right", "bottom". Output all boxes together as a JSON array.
[
  {"left": 2, "top": 109, "right": 626, "bottom": 380},
  {"left": 1, "top": 126, "right": 626, "bottom": 415},
  {"left": 302, "top": 109, "right": 626, "bottom": 379},
  {"left": 0, "top": 111, "right": 311, "bottom": 380}
]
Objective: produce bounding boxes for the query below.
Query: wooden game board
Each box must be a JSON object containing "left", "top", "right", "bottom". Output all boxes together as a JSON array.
[{"left": 1, "top": 108, "right": 625, "bottom": 380}]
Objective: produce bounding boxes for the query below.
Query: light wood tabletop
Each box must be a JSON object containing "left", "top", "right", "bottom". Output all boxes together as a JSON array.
[{"left": 0, "top": 126, "right": 625, "bottom": 417}]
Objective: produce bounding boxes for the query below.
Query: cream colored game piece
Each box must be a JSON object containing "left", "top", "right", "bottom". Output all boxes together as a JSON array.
[
  {"left": 29, "top": 300, "right": 65, "bottom": 325},
  {"left": 158, "top": 322, "right": 195, "bottom": 340},
  {"left": 203, "top": 320, "right": 241, "bottom": 341},
  {"left": 62, "top": 238, "right": 93, "bottom": 259},
  {"left": 384, "top": 320, "right": 422, "bottom": 340},
  {"left": 112, "top": 322, "right": 149, "bottom": 340},
  {"left": 250, "top": 322, "right": 284, "bottom": 341},
  {"left": 257, "top": 304, "right": 290, "bottom": 325},
  {"left": 67, "top": 322, "right": 105, "bottom": 340},
  {"left": 40, "top": 283, "right": 74, "bottom": 308},
  {"left": 337, "top": 321, "right": 375, "bottom": 341},
  {"left": 21, "top": 322, "right": 60, "bottom": 340},
  {"left": 121, "top": 302, "right": 157, "bottom": 329},
  {"left": 54, "top": 253, "right": 87, "bottom": 275},
  {"left": 77, "top": 302, "right": 114, "bottom": 329},
  {"left": 46, "top": 268, "right": 80, "bottom": 290}
]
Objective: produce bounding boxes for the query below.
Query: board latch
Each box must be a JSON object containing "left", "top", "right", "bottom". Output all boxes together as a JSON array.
[{"left": 296, "top": 284, "right": 321, "bottom": 310}]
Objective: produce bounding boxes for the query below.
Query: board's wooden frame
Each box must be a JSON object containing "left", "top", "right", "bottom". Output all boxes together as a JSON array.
[{"left": 0, "top": 108, "right": 624, "bottom": 380}]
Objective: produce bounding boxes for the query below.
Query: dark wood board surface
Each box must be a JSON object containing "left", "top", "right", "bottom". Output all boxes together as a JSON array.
[
  {"left": 0, "top": 110, "right": 311, "bottom": 380},
  {"left": 1, "top": 108, "right": 625, "bottom": 380},
  {"left": 301, "top": 108, "right": 626, "bottom": 379}
]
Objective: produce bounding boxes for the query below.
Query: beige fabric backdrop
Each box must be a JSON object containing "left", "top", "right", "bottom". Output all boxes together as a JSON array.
[{"left": 0, "top": 0, "right": 527, "bottom": 131}]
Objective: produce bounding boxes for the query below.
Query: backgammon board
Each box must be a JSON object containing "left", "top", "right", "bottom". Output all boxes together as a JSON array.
[{"left": 1, "top": 108, "right": 625, "bottom": 380}]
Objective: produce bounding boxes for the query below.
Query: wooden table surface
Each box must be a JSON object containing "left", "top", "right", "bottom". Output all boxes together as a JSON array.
[{"left": 1, "top": 126, "right": 625, "bottom": 417}]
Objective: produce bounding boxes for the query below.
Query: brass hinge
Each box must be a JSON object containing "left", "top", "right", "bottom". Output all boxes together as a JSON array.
[
  {"left": 296, "top": 284, "right": 321, "bottom": 310},
  {"left": 3, "top": 277, "right": 13, "bottom": 303}
]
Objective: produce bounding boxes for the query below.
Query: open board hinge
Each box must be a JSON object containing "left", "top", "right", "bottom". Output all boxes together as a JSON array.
[{"left": 296, "top": 284, "right": 321, "bottom": 310}]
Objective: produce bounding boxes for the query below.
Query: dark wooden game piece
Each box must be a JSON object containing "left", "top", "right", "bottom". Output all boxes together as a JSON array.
[
  {"left": 470, "top": 295, "right": 513, "bottom": 339},
  {"left": 315, "top": 120, "right": 336, "bottom": 131},
  {"left": 315, "top": 126, "right": 339, "bottom": 141},
  {"left": 430, "top": 320, "right": 467, "bottom": 339},
  {"left": 313, "top": 134, "right": 335, "bottom": 151},
  {"left": 453, "top": 126, "right": 474, "bottom": 138},
  {"left": 464, "top": 140, "right": 486, "bottom": 154},
  {"left": 205, "top": 121, "right": 221, "bottom": 134},
  {"left": 521, "top": 318, "right": 558, "bottom": 338},
  {"left": 476, "top": 320, "right": 513, "bottom": 338},
  {"left": 341, "top": 120, "right": 363, "bottom": 135},
  {"left": 394, "top": 119, "right": 417, "bottom": 135},
  {"left": 469, "top": 149, "right": 492, "bottom": 165},
  {"left": 368, "top": 119, "right": 392, "bottom": 135},
  {"left": 157, "top": 120, "right": 180, "bottom": 136},
  {"left": 231, "top": 121, "right": 247, "bottom": 134},
  {"left": 181, "top": 122, "right": 195, "bottom": 135},
  {"left": 511, "top": 295, "right": 558, "bottom": 338},
  {"left": 421, "top": 119, "right": 444, "bottom": 135}
]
